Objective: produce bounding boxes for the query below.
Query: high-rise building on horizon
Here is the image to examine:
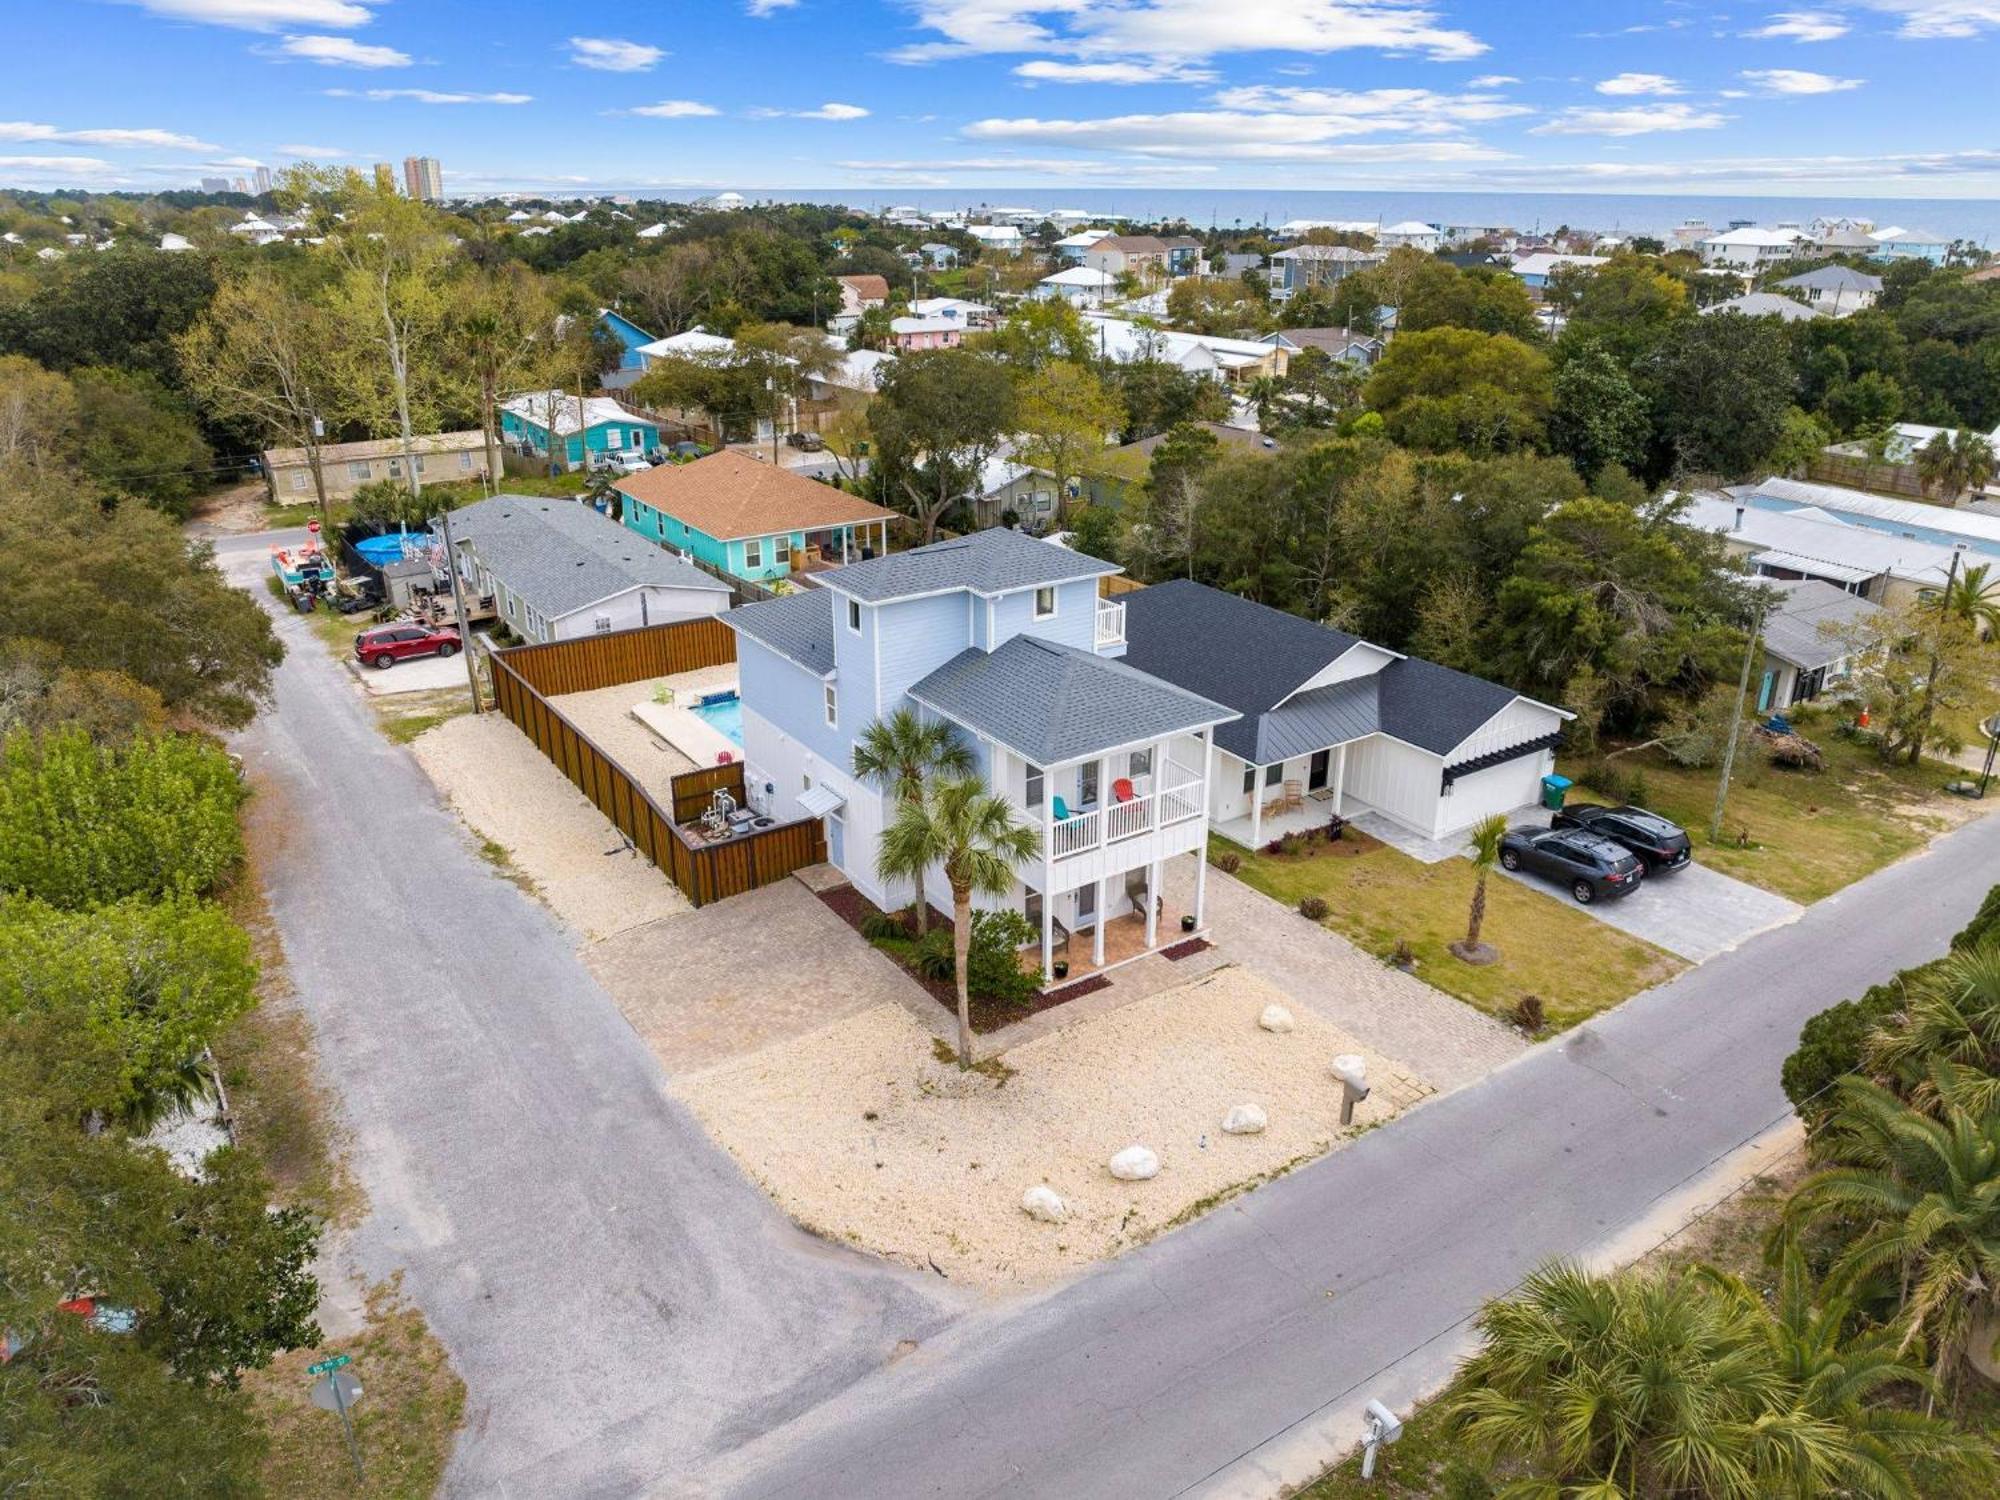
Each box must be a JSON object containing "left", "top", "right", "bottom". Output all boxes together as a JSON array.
[
  {"left": 253, "top": 165, "right": 273, "bottom": 195},
  {"left": 373, "top": 162, "right": 396, "bottom": 194},
  {"left": 199, "top": 176, "right": 230, "bottom": 194},
  {"left": 403, "top": 155, "right": 443, "bottom": 203},
  {"left": 231, "top": 176, "right": 249, "bottom": 194}
]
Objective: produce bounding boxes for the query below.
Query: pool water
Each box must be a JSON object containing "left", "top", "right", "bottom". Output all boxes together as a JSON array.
[{"left": 689, "top": 691, "right": 743, "bottom": 745}]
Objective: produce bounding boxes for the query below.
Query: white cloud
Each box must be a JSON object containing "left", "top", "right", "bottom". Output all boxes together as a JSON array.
[
  {"left": 1857, "top": 1, "right": 2000, "bottom": 38},
  {"left": 1741, "top": 67, "right": 1864, "bottom": 92},
  {"left": 758, "top": 102, "right": 871, "bottom": 119},
  {"left": 0, "top": 155, "right": 120, "bottom": 176},
  {"left": 111, "top": 0, "right": 376, "bottom": 29},
  {"left": 746, "top": 0, "right": 797, "bottom": 13},
  {"left": 326, "top": 88, "right": 532, "bottom": 104},
  {"left": 276, "top": 143, "right": 348, "bottom": 157},
  {"left": 278, "top": 33, "right": 409, "bottom": 66},
  {"left": 627, "top": 100, "right": 720, "bottom": 118},
  {"left": 1468, "top": 73, "right": 1519, "bottom": 87},
  {"left": 0, "top": 121, "right": 219, "bottom": 151},
  {"left": 568, "top": 36, "right": 664, "bottom": 71},
  {"left": 1014, "top": 59, "right": 1215, "bottom": 83},
  {"left": 836, "top": 155, "right": 1215, "bottom": 180},
  {"left": 1747, "top": 10, "right": 1851, "bottom": 40},
  {"left": 890, "top": 0, "right": 1487, "bottom": 66},
  {"left": 1531, "top": 103, "right": 1729, "bottom": 136},
  {"left": 1596, "top": 72, "right": 1684, "bottom": 96}
]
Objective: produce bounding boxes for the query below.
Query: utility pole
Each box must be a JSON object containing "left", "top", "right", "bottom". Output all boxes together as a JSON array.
[
  {"left": 1911, "top": 546, "right": 1963, "bottom": 766},
  {"left": 1709, "top": 598, "right": 1767, "bottom": 845},
  {"left": 436, "top": 505, "right": 483, "bottom": 713}
]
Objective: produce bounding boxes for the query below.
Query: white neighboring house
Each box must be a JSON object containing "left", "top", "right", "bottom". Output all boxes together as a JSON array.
[
  {"left": 1677, "top": 491, "right": 1965, "bottom": 607},
  {"left": 908, "top": 295, "right": 994, "bottom": 325},
  {"left": 1376, "top": 221, "right": 1443, "bottom": 252},
  {"left": 1752, "top": 578, "right": 1883, "bottom": 713},
  {"left": 504, "top": 209, "right": 533, "bottom": 223},
  {"left": 448, "top": 494, "right": 730, "bottom": 644},
  {"left": 1035, "top": 265, "right": 1118, "bottom": 308},
  {"left": 1699, "top": 227, "right": 1802, "bottom": 269},
  {"left": 635, "top": 326, "right": 737, "bottom": 368},
  {"left": 229, "top": 214, "right": 285, "bottom": 246},
  {"left": 159, "top": 232, "right": 194, "bottom": 252},
  {"left": 1701, "top": 291, "right": 1823, "bottom": 323},
  {"left": 1054, "top": 227, "right": 1114, "bottom": 261},
  {"left": 964, "top": 224, "right": 1023, "bottom": 254},
  {"left": 1121, "top": 581, "right": 1572, "bottom": 849},
  {"left": 1774, "top": 264, "right": 1882, "bottom": 317},
  {"left": 637, "top": 222, "right": 669, "bottom": 239}
]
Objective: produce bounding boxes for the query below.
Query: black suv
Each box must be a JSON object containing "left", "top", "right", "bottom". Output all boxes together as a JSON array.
[
  {"left": 1552, "top": 803, "right": 1693, "bottom": 873},
  {"left": 1499, "top": 827, "right": 1645, "bottom": 904}
]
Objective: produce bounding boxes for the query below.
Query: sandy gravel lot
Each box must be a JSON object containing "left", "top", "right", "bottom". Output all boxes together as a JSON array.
[
  {"left": 549, "top": 665, "right": 734, "bottom": 809},
  {"left": 675, "top": 964, "right": 1430, "bottom": 1290},
  {"left": 410, "top": 713, "right": 688, "bottom": 941}
]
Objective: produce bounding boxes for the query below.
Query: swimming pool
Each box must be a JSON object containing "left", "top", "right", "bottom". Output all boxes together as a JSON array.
[{"left": 689, "top": 690, "right": 743, "bottom": 746}]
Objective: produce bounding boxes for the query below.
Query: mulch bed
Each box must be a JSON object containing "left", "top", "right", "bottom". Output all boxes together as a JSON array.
[
  {"left": 816, "top": 885, "right": 1117, "bottom": 1035},
  {"left": 1253, "top": 825, "right": 1385, "bottom": 861},
  {"left": 1161, "top": 937, "right": 1212, "bottom": 961}
]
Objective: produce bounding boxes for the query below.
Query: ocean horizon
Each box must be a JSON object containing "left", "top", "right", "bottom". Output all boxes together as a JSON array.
[{"left": 751, "top": 185, "right": 1998, "bottom": 246}]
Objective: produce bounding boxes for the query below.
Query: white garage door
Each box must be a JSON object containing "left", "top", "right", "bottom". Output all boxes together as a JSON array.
[{"left": 1436, "top": 753, "right": 1550, "bottom": 838}]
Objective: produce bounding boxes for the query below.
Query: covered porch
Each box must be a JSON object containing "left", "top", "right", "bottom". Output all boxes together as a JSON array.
[
  {"left": 792, "top": 518, "right": 892, "bottom": 572},
  {"left": 1020, "top": 848, "right": 1209, "bottom": 986}
]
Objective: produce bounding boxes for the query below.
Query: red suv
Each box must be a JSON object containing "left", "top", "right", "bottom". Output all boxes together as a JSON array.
[{"left": 354, "top": 623, "right": 461, "bottom": 670}]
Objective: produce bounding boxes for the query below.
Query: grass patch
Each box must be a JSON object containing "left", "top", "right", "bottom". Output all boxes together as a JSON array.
[
  {"left": 929, "top": 1035, "right": 1016, "bottom": 1083},
  {"left": 1593, "top": 726, "right": 1976, "bottom": 905},
  {"left": 1222, "top": 833, "right": 1683, "bottom": 1032},
  {"left": 246, "top": 1279, "right": 464, "bottom": 1500},
  {"left": 475, "top": 835, "right": 538, "bottom": 897},
  {"left": 374, "top": 687, "right": 476, "bottom": 746}
]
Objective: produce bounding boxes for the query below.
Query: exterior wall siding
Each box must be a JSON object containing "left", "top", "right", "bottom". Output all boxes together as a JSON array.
[
  {"left": 737, "top": 637, "right": 848, "bottom": 773},
  {"left": 544, "top": 584, "right": 726, "bottom": 641},
  {"left": 1342, "top": 737, "right": 1446, "bottom": 836},
  {"left": 1445, "top": 697, "right": 1565, "bottom": 762}
]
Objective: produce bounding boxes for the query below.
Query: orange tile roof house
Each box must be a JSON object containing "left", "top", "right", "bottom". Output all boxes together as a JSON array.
[
  {"left": 836, "top": 274, "right": 890, "bottom": 314},
  {"left": 614, "top": 450, "right": 895, "bottom": 584}
]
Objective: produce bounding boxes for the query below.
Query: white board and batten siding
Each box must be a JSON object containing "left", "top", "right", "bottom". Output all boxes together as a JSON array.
[
  {"left": 1341, "top": 737, "right": 1445, "bottom": 836},
  {"left": 1430, "top": 696, "right": 1565, "bottom": 839}
]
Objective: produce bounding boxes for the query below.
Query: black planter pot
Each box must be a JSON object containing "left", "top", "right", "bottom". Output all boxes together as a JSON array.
[
  {"left": 1180, "top": 915, "right": 1197, "bottom": 933},
  {"left": 1052, "top": 960, "right": 1070, "bottom": 979}
]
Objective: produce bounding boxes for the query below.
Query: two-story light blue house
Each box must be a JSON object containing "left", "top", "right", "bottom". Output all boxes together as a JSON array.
[
  {"left": 499, "top": 391, "right": 659, "bottom": 470},
  {"left": 725, "top": 529, "right": 1237, "bottom": 980},
  {"left": 598, "top": 308, "right": 657, "bottom": 390}
]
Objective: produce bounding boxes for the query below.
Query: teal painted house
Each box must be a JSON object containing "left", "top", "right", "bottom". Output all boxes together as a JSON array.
[
  {"left": 499, "top": 391, "right": 659, "bottom": 469},
  {"left": 613, "top": 449, "right": 894, "bottom": 585}
]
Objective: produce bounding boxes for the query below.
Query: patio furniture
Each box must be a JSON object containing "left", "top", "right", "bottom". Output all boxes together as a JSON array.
[
  {"left": 1112, "top": 777, "right": 1135, "bottom": 803},
  {"left": 1280, "top": 779, "right": 1304, "bottom": 814},
  {"left": 1052, "top": 795, "right": 1071, "bottom": 820}
]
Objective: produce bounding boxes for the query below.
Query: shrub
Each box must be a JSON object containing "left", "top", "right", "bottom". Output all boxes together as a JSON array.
[
  {"left": 913, "top": 928, "right": 956, "bottom": 981},
  {"left": 1213, "top": 851, "right": 1242, "bottom": 875},
  {"left": 0, "top": 730, "right": 244, "bottom": 908},
  {"left": 1625, "top": 768, "right": 1651, "bottom": 808},
  {"left": 1278, "top": 831, "right": 1304, "bottom": 856},
  {"left": 1781, "top": 976, "right": 1911, "bottom": 1125},
  {"left": 1953, "top": 878, "right": 2000, "bottom": 953},
  {"left": 1512, "top": 994, "right": 1546, "bottom": 1034},
  {"left": 966, "top": 908, "right": 1038, "bottom": 1005},
  {"left": 859, "top": 910, "right": 908, "bottom": 942},
  {"left": 1298, "top": 895, "right": 1329, "bottom": 921}
]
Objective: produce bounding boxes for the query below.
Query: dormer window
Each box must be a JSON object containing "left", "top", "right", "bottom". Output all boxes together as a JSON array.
[
  {"left": 848, "top": 598, "right": 862, "bottom": 633},
  {"left": 1033, "top": 586, "right": 1056, "bottom": 619}
]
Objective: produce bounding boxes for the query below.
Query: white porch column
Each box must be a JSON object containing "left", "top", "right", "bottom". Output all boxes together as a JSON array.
[
  {"left": 1332, "top": 742, "right": 1347, "bottom": 816},
  {"left": 1200, "top": 729, "right": 1214, "bottom": 817},
  {"left": 1096, "top": 755, "right": 1110, "bottom": 847},
  {"left": 1193, "top": 846, "right": 1208, "bottom": 930},
  {"left": 1250, "top": 763, "right": 1264, "bottom": 847},
  {"left": 841, "top": 527, "right": 851, "bottom": 564},
  {"left": 1092, "top": 874, "right": 1108, "bottom": 965},
  {"left": 1041, "top": 871, "right": 1055, "bottom": 984},
  {"left": 1144, "top": 860, "right": 1160, "bottom": 947}
]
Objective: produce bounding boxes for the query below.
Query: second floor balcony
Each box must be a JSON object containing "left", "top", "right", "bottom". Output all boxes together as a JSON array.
[
  {"left": 1047, "top": 753, "right": 1206, "bottom": 862},
  {"left": 1095, "top": 597, "right": 1125, "bottom": 650}
]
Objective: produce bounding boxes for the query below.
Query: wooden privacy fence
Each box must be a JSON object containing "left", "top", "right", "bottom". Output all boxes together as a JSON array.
[
  {"left": 485, "top": 627, "right": 825, "bottom": 908},
  {"left": 500, "top": 616, "right": 736, "bottom": 697}
]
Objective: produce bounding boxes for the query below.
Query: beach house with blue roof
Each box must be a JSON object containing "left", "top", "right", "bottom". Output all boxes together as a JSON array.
[
  {"left": 598, "top": 308, "right": 657, "bottom": 388},
  {"left": 725, "top": 528, "right": 1234, "bottom": 979}
]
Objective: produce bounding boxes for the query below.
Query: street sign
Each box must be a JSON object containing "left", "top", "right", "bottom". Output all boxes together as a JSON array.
[
  {"left": 306, "top": 519, "right": 322, "bottom": 534},
  {"left": 309, "top": 1370, "right": 363, "bottom": 1412},
  {"left": 306, "top": 1353, "right": 350, "bottom": 1376}
]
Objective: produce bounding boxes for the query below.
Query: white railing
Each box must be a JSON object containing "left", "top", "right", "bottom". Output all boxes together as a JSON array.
[
  {"left": 1047, "top": 757, "right": 1206, "bottom": 860},
  {"left": 1095, "top": 598, "right": 1125, "bottom": 648}
]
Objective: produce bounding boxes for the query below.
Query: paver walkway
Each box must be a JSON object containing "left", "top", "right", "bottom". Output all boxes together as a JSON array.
[{"left": 1496, "top": 858, "right": 1802, "bottom": 962}]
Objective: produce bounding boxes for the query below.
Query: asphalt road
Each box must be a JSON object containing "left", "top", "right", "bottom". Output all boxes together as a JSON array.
[
  {"left": 702, "top": 805, "right": 2000, "bottom": 1499},
  {"left": 215, "top": 530, "right": 2000, "bottom": 1500},
  {"left": 215, "top": 536, "right": 963, "bottom": 1499}
]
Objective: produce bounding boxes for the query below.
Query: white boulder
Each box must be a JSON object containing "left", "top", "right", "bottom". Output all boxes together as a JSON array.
[
  {"left": 1021, "top": 1185, "right": 1069, "bottom": 1223},
  {"left": 1258, "top": 1004, "right": 1295, "bottom": 1034},
  {"left": 1221, "top": 1103, "right": 1268, "bottom": 1135},
  {"left": 1108, "top": 1145, "right": 1161, "bottom": 1181}
]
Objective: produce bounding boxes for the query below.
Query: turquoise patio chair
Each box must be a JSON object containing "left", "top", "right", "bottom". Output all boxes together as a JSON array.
[{"left": 1052, "top": 795, "right": 1071, "bottom": 821}]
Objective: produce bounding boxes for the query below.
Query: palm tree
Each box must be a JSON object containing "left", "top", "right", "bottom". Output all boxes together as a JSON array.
[
  {"left": 1245, "top": 374, "right": 1283, "bottom": 433},
  {"left": 878, "top": 777, "right": 1039, "bottom": 1065},
  {"left": 1453, "top": 813, "right": 1509, "bottom": 964},
  {"left": 1778, "top": 1073, "right": 2000, "bottom": 1388},
  {"left": 1866, "top": 946, "right": 2000, "bottom": 1116},
  {"left": 852, "top": 708, "right": 974, "bottom": 933},
  {"left": 1956, "top": 431, "right": 1996, "bottom": 498},
  {"left": 1915, "top": 431, "right": 1956, "bottom": 499},
  {"left": 1918, "top": 560, "right": 2000, "bottom": 640}
]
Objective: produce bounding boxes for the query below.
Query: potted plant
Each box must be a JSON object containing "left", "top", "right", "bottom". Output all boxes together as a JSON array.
[
  {"left": 1180, "top": 914, "right": 1197, "bottom": 933},
  {"left": 1052, "top": 958, "right": 1070, "bottom": 980}
]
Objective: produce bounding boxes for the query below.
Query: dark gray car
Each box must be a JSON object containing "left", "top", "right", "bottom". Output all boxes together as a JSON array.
[{"left": 1499, "top": 827, "right": 1645, "bottom": 904}]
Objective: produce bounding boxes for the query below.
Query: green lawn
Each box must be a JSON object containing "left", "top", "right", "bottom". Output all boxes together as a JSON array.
[
  {"left": 1587, "top": 726, "right": 1981, "bottom": 906},
  {"left": 1222, "top": 832, "right": 1684, "bottom": 1032}
]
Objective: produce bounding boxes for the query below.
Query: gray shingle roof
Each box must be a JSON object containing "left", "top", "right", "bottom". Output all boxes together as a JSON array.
[
  {"left": 1123, "top": 579, "right": 1552, "bottom": 763},
  {"left": 1777, "top": 264, "right": 1882, "bottom": 294},
  {"left": 1757, "top": 578, "right": 1882, "bottom": 670},
  {"left": 449, "top": 495, "right": 728, "bottom": 618},
  {"left": 817, "top": 526, "right": 1118, "bottom": 603},
  {"left": 908, "top": 635, "right": 1235, "bottom": 765},
  {"left": 726, "top": 590, "right": 836, "bottom": 676}
]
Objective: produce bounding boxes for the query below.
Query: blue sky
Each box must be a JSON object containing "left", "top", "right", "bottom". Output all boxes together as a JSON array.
[{"left": 7, "top": 1, "right": 2000, "bottom": 199}]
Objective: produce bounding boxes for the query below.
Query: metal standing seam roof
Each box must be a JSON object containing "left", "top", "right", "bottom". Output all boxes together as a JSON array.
[
  {"left": 816, "top": 526, "right": 1120, "bottom": 603},
  {"left": 449, "top": 496, "right": 728, "bottom": 618},
  {"left": 1122, "top": 579, "right": 1557, "bottom": 763},
  {"left": 907, "top": 635, "right": 1237, "bottom": 766},
  {"left": 725, "top": 590, "right": 837, "bottom": 676}
]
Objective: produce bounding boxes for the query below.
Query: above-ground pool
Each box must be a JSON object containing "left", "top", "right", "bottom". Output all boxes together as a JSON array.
[
  {"left": 354, "top": 532, "right": 427, "bottom": 566},
  {"left": 689, "top": 690, "right": 743, "bottom": 746}
]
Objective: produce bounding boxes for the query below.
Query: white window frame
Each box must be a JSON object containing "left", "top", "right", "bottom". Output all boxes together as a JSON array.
[
  {"left": 1024, "top": 763, "right": 1044, "bottom": 809},
  {"left": 606, "top": 427, "right": 624, "bottom": 450},
  {"left": 347, "top": 460, "right": 371, "bottom": 481},
  {"left": 1033, "top": 585, "right": 1057, "bottom": 619},
  {"left": 847, "top": 598, "right": 862, "bottom": 633},
  {"left": 823, "top": 682, "right": 837, "bottom": 728},
  {"left": 744, "top": 538, "right": 764, "bottom": 570},
  {"left": 458, "top": 451, "right": 473, "bottom": 471},
  {"left": 289, "top": 470, "right": 308, "bottom": 492}
]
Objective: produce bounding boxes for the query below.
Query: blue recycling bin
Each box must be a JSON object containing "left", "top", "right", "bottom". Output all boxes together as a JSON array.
[{"left": 1540, "top": 773, "right": 1573, "bottom": 811}]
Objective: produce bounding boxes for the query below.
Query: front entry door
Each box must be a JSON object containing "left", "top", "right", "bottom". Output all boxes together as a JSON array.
[{"left": 1308, "top": 749, "right": 1331, "bottom": 791}]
